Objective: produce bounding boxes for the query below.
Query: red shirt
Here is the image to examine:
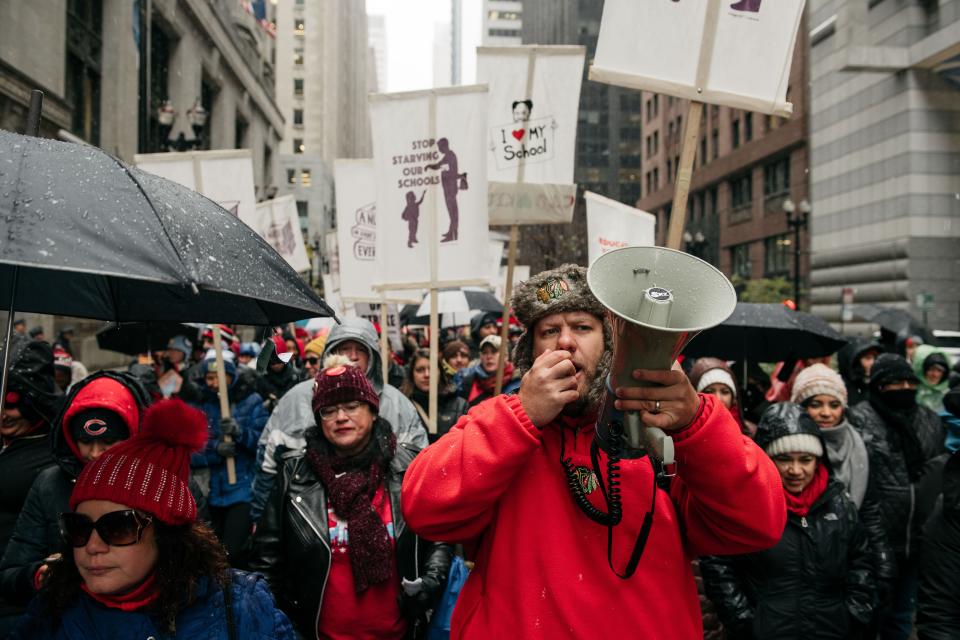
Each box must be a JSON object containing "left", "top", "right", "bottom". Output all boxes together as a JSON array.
[{"left": 317, "top": 484, "right": 406, "bottom": 640}]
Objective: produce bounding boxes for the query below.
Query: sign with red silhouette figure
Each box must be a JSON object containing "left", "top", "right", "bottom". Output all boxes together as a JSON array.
[
  {"left": 590, "top": 0, "right": 803, "bottom": 117},
  {"left": 369, "top": 86, "right": 491, "bottom": 289}
]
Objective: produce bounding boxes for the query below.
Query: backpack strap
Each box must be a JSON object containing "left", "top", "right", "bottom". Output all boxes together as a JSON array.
[{"left": 223, "top": 571, "right": 236, "bottom": 640}]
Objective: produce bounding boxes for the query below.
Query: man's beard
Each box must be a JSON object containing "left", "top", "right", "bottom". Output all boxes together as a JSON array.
[{"left": 560, "top": 350, "right": 612, "bottom": 417}]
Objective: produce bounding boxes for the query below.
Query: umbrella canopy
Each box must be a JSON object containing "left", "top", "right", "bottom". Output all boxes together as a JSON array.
[
  {"left": 95, "top": 322, "right": 203, "bottom": 356},
  {"left": 414, "top": 288, "right": 502, "bottom": 318},
  {"left": 0, "top": 129, "right": 334, "bottom": 324},
  {"left": 852, "top": 304, "right": 925, "bottom": 335},
  {"left": 683, "top": 303, "right": 847, "bottom": 362}
]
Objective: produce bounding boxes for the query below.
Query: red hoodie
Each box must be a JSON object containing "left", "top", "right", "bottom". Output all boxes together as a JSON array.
[{"left": 401, "top": 393, "right": 785, "bottom": 639}]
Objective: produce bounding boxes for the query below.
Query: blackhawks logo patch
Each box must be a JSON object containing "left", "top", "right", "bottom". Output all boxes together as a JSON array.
[
  {"left": 536, "top": 278, "right": 570, "bottom": 304},
  {"left": 572, "top": 466, "right": 599, "bottom": 495}
]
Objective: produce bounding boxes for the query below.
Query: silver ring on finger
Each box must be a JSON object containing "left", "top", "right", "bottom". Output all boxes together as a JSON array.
[{"left": 653, "top": 400, "right": 661, "bottom": 413}]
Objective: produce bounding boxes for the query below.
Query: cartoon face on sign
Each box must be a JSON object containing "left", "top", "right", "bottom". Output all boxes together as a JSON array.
[{"left": 490, "top": 99, "right": 558, "bottom": 172}]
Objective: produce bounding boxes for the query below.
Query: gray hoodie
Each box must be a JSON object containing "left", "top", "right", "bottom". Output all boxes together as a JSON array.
[{"left": 256, "top": 318, "right": 428, "bottom": 471}]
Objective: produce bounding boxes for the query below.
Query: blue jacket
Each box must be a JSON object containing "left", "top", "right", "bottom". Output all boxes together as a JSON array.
[
  {"left": 191, "top": 381, "right": 269, "bottom": 508},
  {"left": 11, "top": 569, "right": 295, "bottom": 639}
]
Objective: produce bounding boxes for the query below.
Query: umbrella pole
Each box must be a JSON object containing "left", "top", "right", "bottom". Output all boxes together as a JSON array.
[
  {"left": 212, "top": 325, "right": 237, "bottom": 485},
  {"left": 0, "top": 267, "right": 20, "bottom": 421},
  {"left": 494, "top": 224, "right": 518, "bottom": 395}
]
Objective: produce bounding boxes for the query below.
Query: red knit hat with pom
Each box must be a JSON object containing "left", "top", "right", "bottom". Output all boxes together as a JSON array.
[
  {"left": 312, "top": 364, "right": 380, "bottom": 417},
  {"left": 69, "top": 399, "right": 208, "bottom": 525}
]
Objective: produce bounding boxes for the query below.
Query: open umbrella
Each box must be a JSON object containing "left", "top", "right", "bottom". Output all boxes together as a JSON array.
[
  {"left": 683, "top": 303, "right": 847, "bottom": 362},
  {"left": 95, "top": 322, "right": 204, "bottom": 356},
  {"left": 410, "top": 288, "right": 502, "bottom": 325},
  {"left": 0, "top": 128, "right": 335, "bottom": 324},
  {"left": 852, "top": 304, "right": 925, "bottom": 335}
]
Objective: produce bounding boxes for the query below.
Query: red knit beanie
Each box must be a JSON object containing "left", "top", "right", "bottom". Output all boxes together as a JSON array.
[
  {"left": 69, "top": 399, "right": 208, "bottom": 525},
  {"left": 312, "top": 364, "right": 380, "bottom": 417}
]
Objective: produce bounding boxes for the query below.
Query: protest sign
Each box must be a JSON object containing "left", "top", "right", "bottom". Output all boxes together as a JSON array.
[
  {"left": 590, "top": 0, "right": 805, "bottom": 117},
  {"left": 250, "top": 196, "right": 310, "bottom": 272},
  {"left": 350, "top": 302, "right": 403, "bottom": 353},
  {"left": 369, "top": 85, "right": 491, "bottom": 289},
  {"left": 585, "top": 192, "right": 657, "bottom": 266}
]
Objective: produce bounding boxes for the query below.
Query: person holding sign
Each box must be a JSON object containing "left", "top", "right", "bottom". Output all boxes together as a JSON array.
[{"left": 401, "top": 264, "right": 785, "bottom": 638}]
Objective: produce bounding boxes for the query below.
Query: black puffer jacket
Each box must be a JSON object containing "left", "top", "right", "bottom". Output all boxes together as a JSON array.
[
  {"left": 849, "top": 398, "right": 945, "bottom": 563},
  {"left": 837, "top": 338, "right": 881, "bottom": 407},
  {"left": 917, "top": 451, "right": 960, "bottom": 640},
  {"left": 701, "top": 403, "right": 876, "bottom": 639},
  {"left": 247, "top": 422, "right": 452, "bottom": 639}
]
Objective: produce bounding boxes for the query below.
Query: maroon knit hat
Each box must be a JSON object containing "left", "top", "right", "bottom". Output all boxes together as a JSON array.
[
  {"left": 312, "top": 364, "right": 380, "bottom": 416},
  {"left": 69, "top": 399, "right": 208, "bottom": 525}
]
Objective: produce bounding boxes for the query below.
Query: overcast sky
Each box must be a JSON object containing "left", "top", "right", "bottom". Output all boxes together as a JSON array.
[{"left": 365, "top": 0, "right": 481, "bottom": 92}]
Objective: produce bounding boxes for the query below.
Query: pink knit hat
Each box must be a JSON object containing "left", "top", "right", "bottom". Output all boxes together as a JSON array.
[{"left": 791, "top": 363, "right": 848, "bottom": 407}]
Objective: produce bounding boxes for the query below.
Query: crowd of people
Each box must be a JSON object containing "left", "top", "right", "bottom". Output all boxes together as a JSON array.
[{"left": 0, "top": 265, "right": 958, "bottom": 638}]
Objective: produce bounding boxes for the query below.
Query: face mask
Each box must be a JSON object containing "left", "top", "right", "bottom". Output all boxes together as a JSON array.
[{"left": 882, "top": 389, "right": 917, "bottom": 411}]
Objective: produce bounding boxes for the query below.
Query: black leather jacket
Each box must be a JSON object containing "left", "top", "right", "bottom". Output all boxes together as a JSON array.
[{"left": 247, "top": 440, "right": 452, "bottom": 639}]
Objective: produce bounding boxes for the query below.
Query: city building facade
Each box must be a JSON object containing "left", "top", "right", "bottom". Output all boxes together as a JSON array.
[
  {"left": 483, "top": 0, "right": 523, "bottom": 46},
  {"left": 635, "top": 16, "right": 810, "bottom": 305},
  {"left": 807, "top": 0, "right": 960, "bottom": 332},
  {"left": 273, "top": 0, "right": 371, "bottom": 240}
]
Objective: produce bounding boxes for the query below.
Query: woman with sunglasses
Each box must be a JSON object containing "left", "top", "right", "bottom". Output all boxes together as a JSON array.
[
  {"left": 10, "top": 399, "right": 295, "bottom": 639},
  {"left": 247, "top": 363, "right": 452, "bottom": 639}
]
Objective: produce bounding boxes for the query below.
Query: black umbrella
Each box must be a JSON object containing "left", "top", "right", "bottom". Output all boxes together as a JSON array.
[
  {"left": 0, "top": 128, "right": 335, "bottom": 324},
  {"left": 852, "top": 304, "right": 924, "bottom": 334},
  {"left": 95, "top": 322, "right": 203, "bottom": 356},
  {"left": 683, "top": 303, "right": 847, "bottom": 362}
]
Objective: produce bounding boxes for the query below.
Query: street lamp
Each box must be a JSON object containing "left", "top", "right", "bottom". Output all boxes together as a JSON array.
[
  {"left": 683, "top": 230, "right": 708, "bottom": 260},
  {"left": 157, "top": 98, "right": 208, "bottom": 152},
  {"left": 783, "top": 198, "right": 810, "bottom": 309}
]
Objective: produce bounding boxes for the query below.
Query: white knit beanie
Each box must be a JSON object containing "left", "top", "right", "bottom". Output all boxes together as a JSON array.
[
  {"left": 695, "top": 368, "right": 737, "bottom": 398},
  {"left": 791, "top": 363, "right": 847, "bottom": 407},
  {"left": 764, "top": 433, "right": 824, "bottom": 458}
]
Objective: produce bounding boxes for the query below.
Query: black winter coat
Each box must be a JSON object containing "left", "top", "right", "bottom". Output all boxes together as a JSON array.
[
  {"left": 701, "top": 482, "right": 876, "bottom": 640},
  {"left": 837, "top": 338, "right": 880, "bottom": 408},
  {"left": 849, "top": 399, "right": 945, "bottom": 564},
  {"left": 246, "top": 435, "right": 452, "bottom": 639},
  {"left": 917, "top": 452, "right": 960, "bottom": 640},
  {"left": 409, "top": 389, "right": 468, "bottom": 442}
]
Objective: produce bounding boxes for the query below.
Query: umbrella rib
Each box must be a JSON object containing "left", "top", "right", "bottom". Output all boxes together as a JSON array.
[{"left": 104, "top": 154, "right": 195, "bottom": 286}]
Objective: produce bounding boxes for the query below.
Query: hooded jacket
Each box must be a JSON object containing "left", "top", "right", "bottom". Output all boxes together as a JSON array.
[
  {"left": 401, "top": 394, "right": 786, "bottom": 639},
  {"left": 0, "top": 372, "right": 150, "bottom": 608},
  {"left": 837, "top": 338, "right": 882, "bottom": 408},
  {"left": 912, "top": 344, "right": 952, "bottom": 412},
  {"left": 701, "top": 403, "right": 876, "bottom": 639},
  {"left": 192, "top": 359, "right": 269, "bottom": 508},
  {"left": 917, "top": 451, "right": 960, "bottom": 639},
  {"left": 249, "top": 320, "right": 428, "bottom": 522}
]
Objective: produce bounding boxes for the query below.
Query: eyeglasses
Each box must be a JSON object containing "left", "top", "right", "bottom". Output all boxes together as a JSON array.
[
  {"left": 318, "top": 400, "right": 366, "bottom": 421},
  {"left": 305, "top": 357, "right": 320, "bottom": 366},
  {"left": 59, "top": 510, "right": 153, "bottom": 547}
]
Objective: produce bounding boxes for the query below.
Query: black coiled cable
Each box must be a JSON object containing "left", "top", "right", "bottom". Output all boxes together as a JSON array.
[{"left": 560, "top": 421, "right": 623, "bottom": 526}]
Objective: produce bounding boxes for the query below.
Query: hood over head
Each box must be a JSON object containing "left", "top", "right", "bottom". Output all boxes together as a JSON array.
[
  {"left": 321, "top": 317, "right": 384, "bottom": 392},
  {"left": 837, "top": 337, "right": 882, "bottom": 384}
]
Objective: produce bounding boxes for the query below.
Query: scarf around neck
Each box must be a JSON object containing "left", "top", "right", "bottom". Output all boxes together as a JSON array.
[
  {"left": 783, "top": 463, "right": 829, "bottom": 517},
  {"left": 82, "top": 572, "right": 159, "bottom": 612},
  {"left": 819, "top": 418, "right": 869, "bottom": 507}
]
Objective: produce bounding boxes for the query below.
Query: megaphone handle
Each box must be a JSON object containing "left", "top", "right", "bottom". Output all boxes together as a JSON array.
[
  {"left": 645, "top": 427, "right": 677, "bottom": 476},
  {"left": 623, "top": 411, "right": 645, "bottom": 450}
]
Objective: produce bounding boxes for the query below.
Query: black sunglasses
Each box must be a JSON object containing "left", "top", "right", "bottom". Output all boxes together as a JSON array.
[
  {"left": 305, "top": 356, "right": 320, "bottom": 365},
  {"left": 59, "top": 510, "right": 153, "bottom": 547}
]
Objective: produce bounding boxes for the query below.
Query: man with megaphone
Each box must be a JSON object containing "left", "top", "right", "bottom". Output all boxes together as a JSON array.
[{"left": 402, "top": 262, "right": 786, "bottom": 639}]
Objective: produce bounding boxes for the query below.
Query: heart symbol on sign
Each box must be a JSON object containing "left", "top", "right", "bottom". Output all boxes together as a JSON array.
[{"left": 511, "top": 129, "right": 525, "bottom": 141}]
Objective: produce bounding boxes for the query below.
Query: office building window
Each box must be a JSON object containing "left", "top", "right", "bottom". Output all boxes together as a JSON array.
[
  {"left": 711, "top": 129, "right": 718, "bottom": 159},
  {"left": 764, "top": 234, "right": 791, "bottom": 277},
  {"left": 294, "top": 19, "right": 305, "bottom": 36},
  {"left": 66, "top": 0, "right": 103, "bottom": 144},
  {"left": 294, "top": 78, "right": 304, "bottom": 97},
  {"left": 763, "top": 156, "right": 791, "bottom": 195},
  {"left": 293, "top": 109, "right": 303, "bottom": 125},
  {"left": 301, "top": 169, "right": 312, "bottom": 186},
  {"left": 296, "top": 200, "right": 308, "bottom": 223},
  {"left": 293, "top": 138, "right": 304, "bottom": 154},
  {"left": 732, "top": 117, "right": 740, "bottom": 149},
  {"left": 287, "top": 169, "right": 296, "bottom": 184},
  {"left": 488, "top": 28, "right": 521, "bottom": 37},
  {"left": 731, "top": 243, "right": 752, "bottom": 278},
  {"left": 294, "top": 48, "right": 304, "bottom": 66},
  {"left": 744, "top": 113, "right": 753, "bottom": 142},
  {"left": 730, "top": 173, "right": 752, "bottom": 208}
]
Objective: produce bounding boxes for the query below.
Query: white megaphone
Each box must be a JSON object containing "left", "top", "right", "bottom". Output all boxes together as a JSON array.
[{"left": 587, "top": 246, "right": 737, "bottom": 469}]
